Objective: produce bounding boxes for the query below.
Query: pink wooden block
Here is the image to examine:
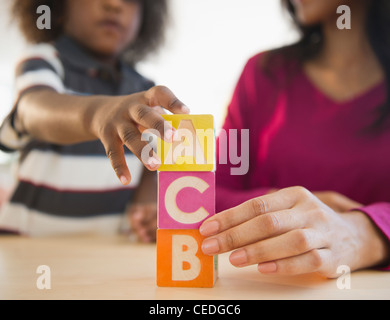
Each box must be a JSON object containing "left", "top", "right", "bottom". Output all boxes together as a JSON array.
[{"left": 158, "top": 172, "right": 215, "bottom": 229}]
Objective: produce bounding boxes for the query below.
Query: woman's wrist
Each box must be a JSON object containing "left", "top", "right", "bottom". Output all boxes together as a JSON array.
[{"left": 342, "top": 210, "right": 390, "bottom": 270}]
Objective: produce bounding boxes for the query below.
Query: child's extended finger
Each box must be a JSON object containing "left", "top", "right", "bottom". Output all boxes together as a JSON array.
[
  {"left": 144, "top": 86, "right": 190, "bottom": 114},
  {"left": 128, "top": 104, "right": 176, "bottom": 143},
  {"left": 101, "top": 135, "right": 131, "bottom": 185}
]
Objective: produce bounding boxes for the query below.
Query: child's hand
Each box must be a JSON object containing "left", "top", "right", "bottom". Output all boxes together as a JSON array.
[
  {"left": 127, "top": 203, "right": 157, "bottom": 243},
  {"left": 89, "top": 86, "right": 189, "bottom": 185},
  {"left": 200, "top": 187, "right": 389, "bottom": 278}
]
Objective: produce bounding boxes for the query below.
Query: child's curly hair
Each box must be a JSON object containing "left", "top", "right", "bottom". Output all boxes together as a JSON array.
[{"left": 12, "top": 0, "right": 169, "bottom": 65}]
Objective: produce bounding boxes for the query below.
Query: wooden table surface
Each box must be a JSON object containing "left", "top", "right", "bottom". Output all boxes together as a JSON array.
[{"left": 1, "top": 234, "right": 389, "bottom": 300}]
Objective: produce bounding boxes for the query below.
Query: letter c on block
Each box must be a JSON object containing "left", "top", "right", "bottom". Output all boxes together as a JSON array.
[{"left": 165, "top": 176, "right": 210, "bottom": 224}]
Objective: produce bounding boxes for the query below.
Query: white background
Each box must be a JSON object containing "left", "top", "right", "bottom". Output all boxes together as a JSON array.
[{"left": 0, "top": 0, "right": 298, "bottom": 164}]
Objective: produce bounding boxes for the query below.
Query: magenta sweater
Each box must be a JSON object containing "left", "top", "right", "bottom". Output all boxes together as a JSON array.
[{"left": 216, "top": 52, "right": 390, "bottom": 269}]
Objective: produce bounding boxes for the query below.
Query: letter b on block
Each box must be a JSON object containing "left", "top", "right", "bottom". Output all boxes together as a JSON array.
[
  {"left": 158, "top": 172, "right": 215, "bottom": 229},
  {"left": 172, "top": 235, "right": 200, "bottom": 281},
  {"left": 157, "top": 229, "right": 218, "bottom": 287}
]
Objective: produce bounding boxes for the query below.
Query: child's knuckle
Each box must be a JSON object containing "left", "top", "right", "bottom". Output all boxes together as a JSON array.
[
  {"left": 121, "top": 128, "right": 139, "bottom": 145},
  {"left": 152, "top": 119, "right": 165, "bottom": 132},
  {"left": 135, "top": 105, "right": 151, "bottom": 122}
]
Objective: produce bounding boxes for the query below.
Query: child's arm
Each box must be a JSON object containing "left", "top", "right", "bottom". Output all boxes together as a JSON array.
[{"left": 15, "top": 86, "right": 189, "bottom": 185}]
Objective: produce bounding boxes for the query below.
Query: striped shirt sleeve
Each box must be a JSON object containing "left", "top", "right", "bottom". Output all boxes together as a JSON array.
[{"left": 0, "top": 43, "right": 65, "bottom": 152}]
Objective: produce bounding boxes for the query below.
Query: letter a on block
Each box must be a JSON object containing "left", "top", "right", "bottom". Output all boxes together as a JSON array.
[
  {"left": 158, "top": 172, "right": 215, "bottom": 229},
  {"left": 157, "top": 115, "right": 215, "bottom": 171},
  {"left": 157, "top": 229, "right": 218, "bottom": 287}
]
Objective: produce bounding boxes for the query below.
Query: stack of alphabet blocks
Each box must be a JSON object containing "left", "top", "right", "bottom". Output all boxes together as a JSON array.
[{"left": 156, "top": 114, "right": 218, "bottom": 287}]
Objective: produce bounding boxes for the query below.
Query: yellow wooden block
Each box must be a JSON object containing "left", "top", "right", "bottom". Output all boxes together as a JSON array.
[{"left": 157, "top": 115, "right": 215, "bottom": 172}]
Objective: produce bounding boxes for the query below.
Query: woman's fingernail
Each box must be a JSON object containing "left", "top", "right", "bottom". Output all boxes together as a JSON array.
[
  {"left": 201, "top": 238, "right": 220, "bottom": 255},
  {"left": 120, "top": 176, "right": 129, "bottom": 185},
  {"left": 199, "top": 220, "right": 219, "bottom": 236},
  {"left": 229, "top": 249, "right": 248, "bottom": 267},
  {"left": 258, "top": 262, "right": 277, "bottom": 274}
]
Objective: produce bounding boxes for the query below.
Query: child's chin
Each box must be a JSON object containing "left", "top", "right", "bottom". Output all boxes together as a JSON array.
[{"left": 90, "top": 42, "right": 124, "bottom": 59}]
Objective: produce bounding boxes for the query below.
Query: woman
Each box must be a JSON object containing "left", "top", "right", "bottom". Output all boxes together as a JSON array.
[{"left": 200, "top": 0, "right": 390, "bottom": 278}]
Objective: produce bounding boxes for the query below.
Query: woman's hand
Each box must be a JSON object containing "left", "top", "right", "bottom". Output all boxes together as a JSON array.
[
  {"left": 267, "top": 189, "right": 363, "bottom": 213},
  {"left": 312, "top": 191, "right": 363, "bottom": 213},
  {"left": 89, "top": 85, "right": 189, "bottom": 185},
  {"left": 200, "top": 186, "right": 389, "bottom": 278},
  {"left": 127, "top": 202, "right": 157, "bottom": 243}
]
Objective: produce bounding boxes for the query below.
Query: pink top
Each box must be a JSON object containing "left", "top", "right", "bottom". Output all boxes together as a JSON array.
[{"left": 216, "top": 52, "right": 390, "bottom": 270}]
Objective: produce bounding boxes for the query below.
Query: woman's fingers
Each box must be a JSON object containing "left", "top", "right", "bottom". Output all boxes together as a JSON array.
[
  {"left": 257, "top": 249, "right": 332, "bottom": 276},
  {"left": 225, "top": 227, "right": 332, "bottom": 276},
  {"left": 201, "top": 209, "right": 307, "bottom": 255},
  {"left": 228, "top": 228, "right": 326, "bottom": 267},
  {"left": 200, "top": 186, "right": 310, "bottom": 238}
]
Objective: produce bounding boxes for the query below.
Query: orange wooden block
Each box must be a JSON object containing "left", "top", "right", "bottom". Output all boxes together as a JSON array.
[{"left": 156, "top": 229, "right": 218, "bottom": 288}]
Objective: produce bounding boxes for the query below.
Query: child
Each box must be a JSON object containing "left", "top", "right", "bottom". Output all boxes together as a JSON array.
[
  {"left": 200, "top": 0, "right": 390, "bottom": 278},
  {"left": 0, "top": 0, "right": 188, "bottom": 238}
]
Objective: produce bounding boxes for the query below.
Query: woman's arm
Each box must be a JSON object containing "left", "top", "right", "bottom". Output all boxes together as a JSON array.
[{"left": 15, "top": 86, "right": 189, "bottom": 185}]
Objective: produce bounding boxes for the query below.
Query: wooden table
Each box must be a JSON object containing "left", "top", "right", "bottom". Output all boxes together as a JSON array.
[{"left": 1, "top": 234, "right": 389, "bottom": 300}]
